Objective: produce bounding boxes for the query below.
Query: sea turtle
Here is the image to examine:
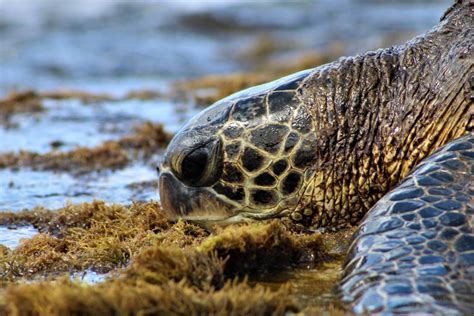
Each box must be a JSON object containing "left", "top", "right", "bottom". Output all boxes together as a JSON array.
[
  {"left": 159, "top": 1, "right": 473, "bottom": 314},
  {"left": 339, "top": 134, "right": 473, "bottom": 314}
]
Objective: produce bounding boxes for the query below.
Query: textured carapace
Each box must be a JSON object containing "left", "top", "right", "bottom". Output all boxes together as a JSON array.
[
  {"left": 159, "top": 1, "right": 472, "bottom": 229},
  {"left": 339, "top": 133, "right": 474, "bottom": 315}
]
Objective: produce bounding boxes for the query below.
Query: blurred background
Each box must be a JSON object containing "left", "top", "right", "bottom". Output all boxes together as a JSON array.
[
  {"left": 0, "top": 0, "right": 452, "bottom": 214},
  {"left": 0, "top": 0, "right": 452, "bottom": 94}
]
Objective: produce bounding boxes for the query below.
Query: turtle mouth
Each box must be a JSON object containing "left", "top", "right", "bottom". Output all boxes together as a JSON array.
[{"left": 159, "top": 171, "right": 239, "bottom": 223}]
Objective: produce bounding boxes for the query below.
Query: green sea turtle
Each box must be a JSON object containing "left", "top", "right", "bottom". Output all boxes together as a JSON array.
[
  {"left": 339, "top": 135, "right": 473, "bottom": 314},
  {"left": 159, "top": 1, "right": 473, "bottom": 314}
]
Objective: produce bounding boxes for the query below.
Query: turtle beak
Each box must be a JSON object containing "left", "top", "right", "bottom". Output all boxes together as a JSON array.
[{"left": 159, "top": 171, "right": 238, "bottom": 222}]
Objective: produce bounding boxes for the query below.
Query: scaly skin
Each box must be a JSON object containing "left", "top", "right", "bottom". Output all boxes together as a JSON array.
[
  {"left": 339, "top": 134, "right": 474, "bottom": 315},
  {"left": 289, "top": 1, "right": 472, "bottom": 229}
]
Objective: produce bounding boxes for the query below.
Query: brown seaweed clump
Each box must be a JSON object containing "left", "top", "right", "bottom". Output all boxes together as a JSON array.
[
  {"left": 0, "top": 121, "right": 172, "bottom": 174},
  {"left": 0, "top": 91, "right": 44, "bottom": 126},
  {"left": 1, "top": 278, "right": 295, "bottom": 316},
  {"left": 0, "top": 143, "right": 130, "bottom": 174},
  {"left": 0, "top": 200, "right": 352, "bottom": 281},
  {"left": 0, "top": 201, "right": 175, "bottom": 279},
  {"left": 199, "top": 222, "right": 345, "bottom": 276},
  {"left": 40, "top": 90, "right": 115, "bottom": 103},
  {"left": 2, "top": 88, "right": 165, "bottom": 105},
  {"left": 0, "top": 199, "right": 354, "bottom": 314},
  {"left": 116, "top": 121, "right": 173, "bottom": 157}
]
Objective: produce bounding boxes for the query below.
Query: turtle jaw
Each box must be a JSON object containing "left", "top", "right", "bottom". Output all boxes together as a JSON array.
[{"left": 159, "top": 171, "right": 239, "bottom": 224}]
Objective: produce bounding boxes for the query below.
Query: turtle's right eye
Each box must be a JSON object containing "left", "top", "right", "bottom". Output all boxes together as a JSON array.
[{"left": 174, "top": 138, "right": 223, "bottom": 187}]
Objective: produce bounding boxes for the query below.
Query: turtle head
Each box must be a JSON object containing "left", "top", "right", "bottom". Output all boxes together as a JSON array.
[{"left": 159, "top": 69, "right": 317, "bottom": 226}]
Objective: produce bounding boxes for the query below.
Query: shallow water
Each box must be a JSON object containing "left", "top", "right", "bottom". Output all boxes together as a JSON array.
[
  {"left": 0, "top": 0, "right": 450, "bottom": 94},
  {"left": 72, "top": 270, "right": 108, "bottom": 284},
  {"left": 0, "top": 226, "right": 39, "bottom": 249},
  {"left": 256, "top": 262, "right": 344, "bottom": 311},
  {"left": 0, "top": 164, "right": 159, "bottom": 211},
  {"left": 0, "top": 93, "right": 199, "bottom": 212},
  {"left": 1, "top": 96, "right": 191, "bottom": 155}
]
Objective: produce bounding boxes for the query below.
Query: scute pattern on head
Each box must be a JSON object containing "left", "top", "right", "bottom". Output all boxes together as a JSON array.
[
  {"left": 231, "top": 96, "right": 266, "bottom": 123},
  {"left": 211, "top": 71, "right": 321, "bottom": 216}
]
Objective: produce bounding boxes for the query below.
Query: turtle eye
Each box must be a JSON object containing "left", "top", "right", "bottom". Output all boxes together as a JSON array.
[
  {"left": 182, "top": 146, "right": 208, "bottom": 182},
  {"left": 178, "top": 139, "right": 223, "bottom": 187}
]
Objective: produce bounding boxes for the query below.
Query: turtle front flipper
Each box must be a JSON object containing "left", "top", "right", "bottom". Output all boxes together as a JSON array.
[{"left": 339, "top": 134, "right": 474, "bottom": 315}]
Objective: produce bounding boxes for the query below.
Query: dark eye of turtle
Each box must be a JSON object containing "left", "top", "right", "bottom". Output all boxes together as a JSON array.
[
  {"left": 181, "top": 147, "right": 208, "bottom": 181},
  {"left": 179, "top": 139, "right": 223, "bottom": 187}
]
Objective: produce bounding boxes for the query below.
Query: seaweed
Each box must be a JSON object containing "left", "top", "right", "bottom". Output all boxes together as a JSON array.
[
  {"left": 200, "top": 222, "right": 320, "bottom": 276},
  {"left": 0, "top": 91, "right": 44, "bottom": 127},
  {"left": 116, "top": 121, "right": 172, "bottom": 157},
  {"left": 123, "top": 246, "right": 225, "bottom": 290},
  {"left": 41, "top": 90, "right": 115, "bottom": 103},
  {"left": 0, "top": 143, "right": 130, "bottom": 174},
  {"left": 235, "top": 34, "right": 293, "bottom": 65},
  {"left": 0, "top": 199, "right": 355, "bottom": 314},
  {"left": 1, "top": 278, "right": 296, "bottom": 316},
  {"left": 41, "top": 89, "right": 165, "bottom": 102},
  {"left": 1, "top": 89, "right": 165, "bottom": 105},
  {"left": 0, "top": 201, "right": 173, "bottom": 279},
  {"left": 174, "top": 72, "right": 273, "bottom": 107},
  {"left": 0, "top": 200, "right": 354, "bottom": 282}
]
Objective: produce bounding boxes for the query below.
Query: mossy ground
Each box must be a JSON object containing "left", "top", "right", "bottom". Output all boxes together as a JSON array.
[{"left": 0, "top": 201, "right": 354, "bottom": 315}]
